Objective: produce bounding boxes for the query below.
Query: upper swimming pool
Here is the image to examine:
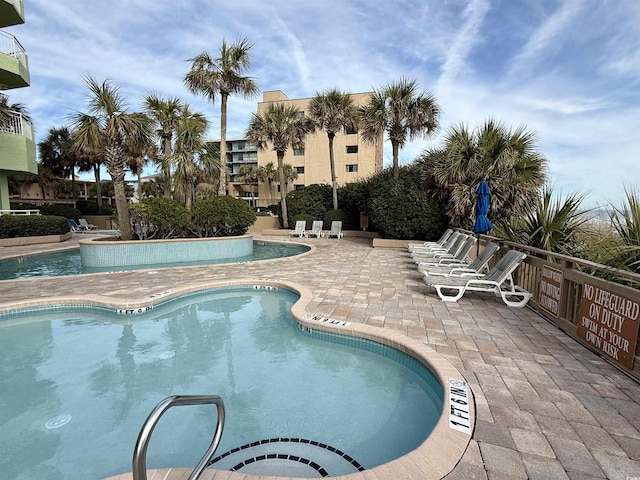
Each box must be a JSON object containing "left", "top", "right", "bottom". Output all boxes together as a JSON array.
[
  {"left": 0, "top": 286, "right": 444, "bottom": 479},
  {"left": 0, "top": 240, "right": 309, "bottom": 280}
]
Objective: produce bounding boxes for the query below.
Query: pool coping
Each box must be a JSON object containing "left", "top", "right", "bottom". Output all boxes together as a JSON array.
[{"left": 2, "top": 278, "right": 474, "bottom": 480}]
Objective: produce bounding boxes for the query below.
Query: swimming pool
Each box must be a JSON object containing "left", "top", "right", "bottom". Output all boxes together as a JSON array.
[
  {"left": 0, "top": 241, "right": 309, "bottom": 280},
  {"left": 0, "top": 287, "right": 444, "bottom": 479}
]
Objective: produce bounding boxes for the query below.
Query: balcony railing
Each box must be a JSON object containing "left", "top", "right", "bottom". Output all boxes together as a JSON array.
[
  {"left": 0, "top": 109, "right": 33, "bottom": 139},
  {"left": 0, "top": 30, "right": 27, "bottom": 68}
]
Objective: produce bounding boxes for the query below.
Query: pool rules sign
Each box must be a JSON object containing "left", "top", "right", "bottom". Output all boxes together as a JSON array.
[{"left": 577, "top": 283, "right": 640, "bottom": 370}]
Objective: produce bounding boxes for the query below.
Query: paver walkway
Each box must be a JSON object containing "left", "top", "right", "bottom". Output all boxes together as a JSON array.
[{"left": 2, "top": 234, "right": 640, "bottom": 480}]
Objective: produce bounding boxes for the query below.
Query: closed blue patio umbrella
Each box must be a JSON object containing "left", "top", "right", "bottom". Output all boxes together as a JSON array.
[{"left": 473, "top": 180, "right": 493, "bottom": 255}]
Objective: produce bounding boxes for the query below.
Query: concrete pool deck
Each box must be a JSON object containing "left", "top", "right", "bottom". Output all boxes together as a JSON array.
[{"left": 2, "top": 233, "right": 640, "bottom": 479}]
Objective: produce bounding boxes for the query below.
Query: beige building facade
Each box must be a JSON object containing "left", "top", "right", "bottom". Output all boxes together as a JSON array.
[{"left": 226, "top": 90, "right": 383, "bottom": 208}]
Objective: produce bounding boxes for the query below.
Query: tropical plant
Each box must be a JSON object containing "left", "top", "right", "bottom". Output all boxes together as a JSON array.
[
  {"left": 358, "top": 77, "right": 439, "bottom": 178},
  {"left": 494, "top": 185, "right": 590, "bottom": 255},
  {"left": 257, "top": 162, "right": 277, "bottom": 204},
  {"left": 282, "top": 163, "right": 298, "bottom": 192},
  {"left": 75, "top": 147, "right": 104, "bottom": 208},
  {"left": 143, "top": 94, "right": 184, "bottom": 198},
  {"left": 419, "top": 119, "right": 547, "bottom": 228},
  {"left": 172, "top": 107, "right": 209, "bottom": 210},
  {"left": 606, "top": 188, "right": 640, "bottom": 273},
  {"left": 38, "top": 127, "right": 81, "bottom": 199},
  {"left": 184, "top": 36, "right": 259, "bottom": 196},
  {"left": 70, "top": 77, "right": 153, "bottom": 240},
  {"left": 308, "top": 89, "right": 357, "bottom": 209},
  {"left": 129, "top": 197, "right": 190, "bottom": 240},
  {"left": 238, "top": 164, "right": 259, "bottom": 206},
  {"left": 245, "top": 103, "right": 313, "bottom": 228},
  {"left": 124, "top": 114, "right": 157, "bottom": 201},
  {"left": 190, "top": 195, "right": 257, "bottom": 237},
  {"left": 0, "top": 92, "right": 31, "bottom": 126}
]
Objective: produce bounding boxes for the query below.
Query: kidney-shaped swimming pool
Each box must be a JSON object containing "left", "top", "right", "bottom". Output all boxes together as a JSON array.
[{"left": 0, "top": 286, "right": 443, "bottom": 479}]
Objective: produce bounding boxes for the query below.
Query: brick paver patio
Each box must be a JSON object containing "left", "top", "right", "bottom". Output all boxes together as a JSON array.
[{"left": 2, "top": 233, "right": 640, "bottom": 479}]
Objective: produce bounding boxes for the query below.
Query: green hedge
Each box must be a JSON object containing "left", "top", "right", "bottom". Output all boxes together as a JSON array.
[
  {"left": 190, "top": 196, "right": 257, "bottom": 237},
  {"left": 0, "top": 215, "right": 70, "bottom": 238}
]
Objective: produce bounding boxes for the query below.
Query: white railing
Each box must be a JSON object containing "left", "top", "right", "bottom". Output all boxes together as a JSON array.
[
  {"left": 0, "top": 110, "right": 33, "bottom": 139},
  {"left": 0, "top": 30, "right": 27, "bottom": 68},
  {"left": 0, "top": 209, "right": 40, "bottom": 215}
]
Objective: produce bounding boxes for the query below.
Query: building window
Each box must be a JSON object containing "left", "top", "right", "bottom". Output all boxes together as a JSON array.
[
  {"left": 346, "top": 145, "right": 358, "bottom": 154},
  {"left": 346, "top": 164, "right": 358, "bottom": 173},
  {"left": 294, "top": 184, "right": 305, "bottom": 191},
  {"left": 346, "top": 125, "right": 358, "bottom": 135},
  {"left": 294, "top": 110, "right": 305, "bottom": 119},
  {"left": 293, "top": 148, "right": 305, "bottom": 156},
  {"left": 295, "top": 166, "right": 305, "bottom": 174}
]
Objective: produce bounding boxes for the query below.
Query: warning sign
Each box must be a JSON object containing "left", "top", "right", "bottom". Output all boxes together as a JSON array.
[
  {"left": 577, "top": 283, "right": 640, "bottom": 369},
  {"left": 539, "top": 265, "right": 563, "bottom": 317}
]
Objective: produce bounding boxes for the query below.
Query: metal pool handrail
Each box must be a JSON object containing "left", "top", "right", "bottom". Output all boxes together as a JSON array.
[{"left": 132, "top": 395, "right": 225, "bottom": 480}]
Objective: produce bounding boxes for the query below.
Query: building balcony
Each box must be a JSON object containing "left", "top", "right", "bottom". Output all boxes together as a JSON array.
[
  {"left": 0, "top": 110, "right": 37, "bottom": 174},
  {"left": 0, "top": 30, "right": 29, "bottom": 88},
  {"left": 0, "top": 0, "right": 25, "bottom": 28}
]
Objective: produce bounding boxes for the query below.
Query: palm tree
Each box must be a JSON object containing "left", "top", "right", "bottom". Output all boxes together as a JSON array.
[
  {"left": 607, "top": 188, "right": 640, "bottom": 274},
  {"left": 419, "top": 119, "right": 548, "bottom": 228},
  {"left": 359, "top": 77, "right": 439, "bottom": 178},
  {"left": 246, "top": 103, "right": 313, "bottom": 228},
  {"left": 308, "top": 89, "right": 357, "bottom": 209},
  {"left": 282, "top": 164, "right": 298, "bottom": 193},
  {"left": 257, "top": 162, "right": 277, "bottom": 205},
  {"left": 238, "top": 164, "right": 259, "bottom": 206},
  {"left": 143, "top": 94, "right": 184, "bottom": 198},
  {"left": 172, "top": 107, "right": 208, "bottom": 210},
  {"left": 38, "top": 126, "right": 81, "bottom": 199},
  {"left": 124, "top": 116, "right": 157, "bottom": 201},
  {"left": 76, "top": 148, "right": 104, "bottom": 209},
  {"left": 70, "top": 77, "right": 153, "bottom": 240},
  {"left": 184, "top": 37, "right": 259, "bottom": 196}
]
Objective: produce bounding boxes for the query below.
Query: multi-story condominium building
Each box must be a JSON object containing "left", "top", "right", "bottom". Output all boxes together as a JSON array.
[
  {"left": 218, "top": 90, "right": 383, "bottom": 208},
  {"left": 0, "top": 0, "right": 36, "bottom": 211}
]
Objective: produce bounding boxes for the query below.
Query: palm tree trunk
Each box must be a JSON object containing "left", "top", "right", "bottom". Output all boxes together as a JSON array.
[
  {"left": 219, "top": 93, "right": 228, "bottom": 196},
  {"left": 392, "top": 141, "right": 400, "bottom": 178},
  {"left": 163, "top": 135, "right": 172, "bottom": 198},
  {"left": 328, "top": 133, "right": 338, "bottom": 210},
  {"left": 277, "top": 153, "right": 288, "bottom": 229},
  {"left": 105, "top": 145, "right": 133, "bottom": 240},
  {"left": 93, "top": 164, "right": 103, "bottom": 209}
]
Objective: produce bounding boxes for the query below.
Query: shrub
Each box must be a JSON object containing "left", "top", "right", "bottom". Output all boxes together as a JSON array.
[
  {"left": 322, "top": 209, "right": 347, "bottom": 230},
  {"left": 0, "top": 215, "right": 69, "bottom": 238},
  {"left": 129, "top": 197, "right": 190, "bottom": 239},
  {"left": 11, "top": 203, "right": 82, "bottom": 220},
  {"left": 286, "top": 184, "right": 332, "bottom": 221},
  {"left": 367, "top": 176, "right": 449, "bottom": 240},
  {"left": 190, "top": 196, "right": 257, "bottom": 237},
  {"left": 291, "top": 213, "right": 315, "bottom": 230},
  {"left": 337, "top": 182, "right": 369, "bottom": 229}
]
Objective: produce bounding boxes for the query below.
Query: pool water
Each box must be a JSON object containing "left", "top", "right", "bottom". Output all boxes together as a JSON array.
[
  {"left": 0, "top": 287, "right": 443, "bottom": 480},
  {"left": 0, "top": 241, "right": 309, "bottom": 280}
]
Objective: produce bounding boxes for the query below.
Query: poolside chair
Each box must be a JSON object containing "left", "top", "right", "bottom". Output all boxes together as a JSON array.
[
  {"left": 415, "top": 235, "right": 477, "bottom": 266},
  {"left": 409, "top": 231, "right": 462, "bottom": 255},
  {"left": 418, "top": 242, "right": 500, "bottom": 276},
  {"left": 423, "top": 250, "right": 532, "bottom": 307},
  {"left": 407, "top": 228, "right": 453, "bottom": 252},
  {"left": 289, "top": 220, "right": 306, "bottom": 238},
  {"left": 67, "top": 218, "right": 86, "bottom": 232},
  {"left": 306, "top": 220, "right": 324, "bottom": 238},
  {"left": 79, "top": 218, "right": 98, "bottom": 230},
  {"left": 411, "top": 233, "right": 470, "bottom": 263},
  {"left": 327, "top": 221, "right": 344, "bottom": 239}
]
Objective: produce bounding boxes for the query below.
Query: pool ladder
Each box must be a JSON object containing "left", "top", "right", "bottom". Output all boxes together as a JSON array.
[{"left": 132, "top": 395, "right": 226, "bottom": 480}]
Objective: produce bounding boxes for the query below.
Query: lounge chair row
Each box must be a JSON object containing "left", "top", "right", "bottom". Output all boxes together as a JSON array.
[
  {"left": 289, "top": 220, "right": 344, "bottom": 239},
  {"left": 409, "top": 230, "right": 532, "bottom": 307},
  {"left": 67, "top": 218, "right": 98, "bottom": 231}
]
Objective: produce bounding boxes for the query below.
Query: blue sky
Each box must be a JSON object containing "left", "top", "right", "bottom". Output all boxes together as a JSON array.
[{"left": 6, "top": 0, "right": 640, "bottom": 208}]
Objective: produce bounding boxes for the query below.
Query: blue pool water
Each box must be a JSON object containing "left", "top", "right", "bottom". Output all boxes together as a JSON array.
[
  {"left": 0, "top": 287, "right": 443, "bottom": 480},
  {"left": 0, "top": 241, "right": 309, "bottom": 280}
]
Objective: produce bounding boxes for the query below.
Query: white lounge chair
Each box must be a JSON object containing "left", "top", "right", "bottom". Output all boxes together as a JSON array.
[
  {"left": 411, "top": 233, "right": 470, "bottom": 262},
  {"left": 289, "top": 220, "right": 306, "bottom": 237},
  {"left": 419, "top": 242, "right": 500, "bottom": 276},
  {"left": 306, "top": 220, "right": 324, "bottom": 238},
  {"left": 328, "top": 221, "right": 344, "bottom": 239},
  {"left": 410, "top": 231, "right": 462, "bottom": 255},
  {"left": 423, "top": 250, "right": 532, "bottom": 307},
  {"left": 407, "top": 228, "right": 453, "bottom": 251},
  {"left": 79, "top": 218, "right": 98, "bottom": 230}
]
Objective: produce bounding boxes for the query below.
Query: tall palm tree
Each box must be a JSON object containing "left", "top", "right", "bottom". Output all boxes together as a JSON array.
[
  {"left": 184, "top": 37, "right": 259, "bottom": 196},
  {"left": 308, "top": 89, "right": 357, "bottom": 209},
  {"left": 282, "top": 163, "right": 298, "bottom": 193},
  {"left": 172, "top": 107, "right": 208, "bottom": 210},
  {"left": 359, "top": 77, "right": 439, "bottom": 178},
  {"left": 419, "top": 119, "right": 548, "bottom": 228},
  {"left": 38, "top": 126, "right": 81, "bottom": 199},
  {"left": 71, "top": 77, "right": 153, "bottom": 240},
  {"left": 124, "top": 116, "right": 157, "bottom": 201},
  {"left": 76, "top": 148, "right": 104, "bottom": 209},
  {"left": 246, "top": 103, "right": 313, "bottom": 228},
  {"left": 238, "top": 164, "right": 259, "bottom": 206},
  {"left": 257, "top": 162, "right": 277, "bottom": 205},
  {"left": 143, "top": 94, "right": 184, "bottom": 198}
]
